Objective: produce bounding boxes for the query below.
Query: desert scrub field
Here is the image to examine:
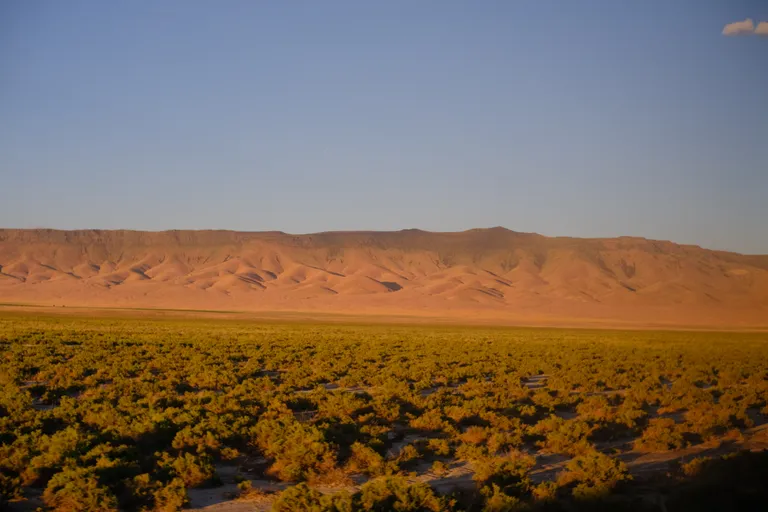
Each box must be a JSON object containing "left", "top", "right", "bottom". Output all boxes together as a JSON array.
[{"left": 1, "top": 312, "right": 768, "bottom": 511}]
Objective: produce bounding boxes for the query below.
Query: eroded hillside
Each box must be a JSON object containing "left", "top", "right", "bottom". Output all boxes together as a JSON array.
[{"left": 1, "top": 228, "right": 767, "bottom": 327}]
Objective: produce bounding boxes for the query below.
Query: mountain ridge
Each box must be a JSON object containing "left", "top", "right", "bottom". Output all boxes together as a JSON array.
[{"left": 2, "top": 228, "right": 767, "bottom": 327}]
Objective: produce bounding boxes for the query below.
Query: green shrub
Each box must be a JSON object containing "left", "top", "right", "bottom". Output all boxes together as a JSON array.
[
  {"left": 272, "top": 483, "right": 352, "bottom": 512},
  {"left": 357, "top": 476, "right": 442, "bottom": 511},
  {"left": 152, "top": 477, "right": 188, "bottom": 511},
  {"left": 42, "top": 467, "right": 119, "bottom": 512},
  {"left": 635, "top": 418, "right": 685, "bottom": 451},
  {"left": 472, "top": 451, "right": 535, "bottom": 498},
  {"left": 157, "top": 451, "right": 219, "bottom": 488},
  {"left": 557, "top": 450, "right": 631, "bottom": 499},
  {"left": 346, "top": 442, "right": 386, "bottom": 476},
  {"left": 481, "top": 483, "right": 524, "bottom": 511},
  {"left": 253, "top": 417, "right": 337, "bottom": 481}
]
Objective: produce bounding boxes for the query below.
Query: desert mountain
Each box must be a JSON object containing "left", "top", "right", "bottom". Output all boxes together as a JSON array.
[{"left": 1, "top": 228, "right": 767, "bottom": 327}]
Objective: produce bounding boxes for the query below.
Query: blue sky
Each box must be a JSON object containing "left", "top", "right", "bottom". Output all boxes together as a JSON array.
[{"left": 1, "top": 1, "right": 766, "bottom": 253}]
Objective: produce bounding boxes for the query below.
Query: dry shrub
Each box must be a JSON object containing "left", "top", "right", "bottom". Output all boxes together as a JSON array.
[
  {"left": 460, "top": 426, "right": 488, "bottom": 446},
  {"left": 557, "top": 450, "right": 631, "bottom": 500},
  {"left": 635, "top": 418, "right": 686, "bottom": 451}
]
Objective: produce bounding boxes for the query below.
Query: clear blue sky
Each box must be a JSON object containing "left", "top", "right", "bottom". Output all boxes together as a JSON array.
[{"left": 1, "top": 1, "right": 766, "bottom": 253}]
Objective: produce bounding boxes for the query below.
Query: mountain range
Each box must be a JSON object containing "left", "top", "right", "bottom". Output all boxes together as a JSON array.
[{"left": 1, "top": 228, "right": 767, "bottom": 328}]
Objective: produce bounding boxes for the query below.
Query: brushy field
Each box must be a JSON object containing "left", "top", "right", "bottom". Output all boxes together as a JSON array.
[{"left": 2, "top": 312, "right": 768, "bottom": 511}]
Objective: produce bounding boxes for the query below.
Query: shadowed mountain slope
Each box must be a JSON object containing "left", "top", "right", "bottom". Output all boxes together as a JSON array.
[{"left": 1, "top": 228, "right": 767, "bottom": 327}]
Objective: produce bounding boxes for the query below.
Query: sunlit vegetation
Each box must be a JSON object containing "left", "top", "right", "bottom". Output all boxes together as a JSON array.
[{"left": 1, "top": 312, "right": 767, "bottom": 511}]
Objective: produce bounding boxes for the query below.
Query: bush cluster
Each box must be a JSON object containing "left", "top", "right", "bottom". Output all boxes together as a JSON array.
[{"left": 1, "top": 314, "right": 766, "bottom": 511}]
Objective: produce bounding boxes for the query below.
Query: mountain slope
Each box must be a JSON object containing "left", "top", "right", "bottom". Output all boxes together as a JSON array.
[{"left": 1, "top": 228, "right": 767, "bottom": 327}]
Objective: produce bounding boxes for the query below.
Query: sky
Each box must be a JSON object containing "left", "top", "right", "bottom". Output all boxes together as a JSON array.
[{"left": 1, "top": 1, "right": 766, "bottom": 253}]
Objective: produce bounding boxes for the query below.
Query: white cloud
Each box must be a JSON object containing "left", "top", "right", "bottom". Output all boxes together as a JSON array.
[
  {"left": 722, "top": 18, "right": 754, "bottom": 36},
  {"left": 755, "top": 21, "right": 768, "bottom": 36}
]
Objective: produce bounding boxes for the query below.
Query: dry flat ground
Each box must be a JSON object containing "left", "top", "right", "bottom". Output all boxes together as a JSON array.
[
  {"left": 4, "top": 304, "right": 767, "bottom": 333},
  {"left": 2, "top": 228, "right": 768, "bottom": 329}
]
